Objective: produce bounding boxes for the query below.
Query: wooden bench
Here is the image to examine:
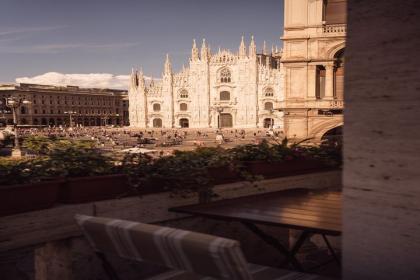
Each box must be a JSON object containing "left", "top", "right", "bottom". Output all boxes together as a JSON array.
[{"left": 75, "top": 214, "right": 331, "bottom": 280}]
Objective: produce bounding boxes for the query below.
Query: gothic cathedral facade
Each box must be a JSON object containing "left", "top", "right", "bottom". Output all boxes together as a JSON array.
[
  {"left": 128, "top": 37, "right": 284, "bottom": 129},
  {"left": 129, "top": 0, "right": 346, "bottom": 140}
]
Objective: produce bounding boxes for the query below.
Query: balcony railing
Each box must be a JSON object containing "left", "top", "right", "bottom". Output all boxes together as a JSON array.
[{"left": 323, "top": 24, "right": 346, "bottom": 34}]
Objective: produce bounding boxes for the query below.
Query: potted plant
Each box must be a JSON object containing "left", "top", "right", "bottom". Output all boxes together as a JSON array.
[
  {"left": 49, "top": 147, "right": 130, "bottom": 203},
  {"left": 122, "top": 148, "right": 222, "bottom": 203},
  {"left": 230, "top": 139, "right": 335, "bottom": 178},
  {"left": 0, "top": 158, "right": 63, "bottom": 216}
]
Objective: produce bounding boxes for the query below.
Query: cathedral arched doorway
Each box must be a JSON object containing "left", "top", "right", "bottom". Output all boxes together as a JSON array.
[
  {"left": 179, "top": 118, "right": 189, "bottom": 128},
  {"left": 263, "top": 118, "right": 274, "bottom": 128},
  {"left": 153, "top": 118, "right": 162, "bottom": 128},
  {"left": 219, "top": 113, "right": 233, "bottom": 128}
]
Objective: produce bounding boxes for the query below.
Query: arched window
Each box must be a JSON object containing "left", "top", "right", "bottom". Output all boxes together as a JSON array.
[
  {"left": 264, "top": 102, "right": 274, "bottom": 110},
  {"left": 179, "top": 90, "right": 188, "bottom": 98},
  {"left": 153, "top": 103, "right": 161, "bottom": 112},
  {"left": 220, "top": 68, "right": 231, "bottom": 83},
  {"left": 334, "top": 49, "right": 345, "bottom": 99},
  {"left": 220, "top": 91, "right": 230, "bottom": 101},
  {"left": 264, "top": 88, "right": 274, "bottom": 97},
  {"left": 179, "top": 103, "right": 188, "bottom": 111}
]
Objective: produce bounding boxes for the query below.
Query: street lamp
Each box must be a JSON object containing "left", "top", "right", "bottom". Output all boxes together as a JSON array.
[
  {"left": 0, "top": 97, "right": 31, "bottom": 157},
  {"left": 64, "top": 111, "right": 77, "bottom": 127}
]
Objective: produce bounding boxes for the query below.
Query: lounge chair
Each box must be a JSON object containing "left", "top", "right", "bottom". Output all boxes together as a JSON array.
[{"left": 75, "top": 214, "right": 330, "bottom": 280}]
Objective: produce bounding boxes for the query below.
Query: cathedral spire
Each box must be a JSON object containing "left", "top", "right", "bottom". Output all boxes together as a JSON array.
[
  {"left": 201, "top": 38, "right": 208, "bottom": 61},
  {"left": 191, "top": 39, "right": 199, "bottom": 61},
  {"left": 249, "top": 35, "right": 256, "bottom": 57},
  {"left": 239, "top": 35, "right": 247, "bottom": 58},
  {"left": 138, "top": 69, "right": 145, "bottom": 89},
  {"left": 262, "top": 40, "right": 267, "bottom": 55},
  {"left": 164, "top": 53, "right": 172, "bottom": 75},
  {"left": 130, "top": 68, "right": 138, "bottom": 89}
]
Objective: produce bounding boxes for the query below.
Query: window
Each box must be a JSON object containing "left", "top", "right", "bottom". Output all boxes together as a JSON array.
[
  {"left": 220, "top": 68, "right": 231, "bottom": 83},
  {"left": 34, "top": 109, "right": 38, "bottom": 114},
  {"left": 153, "top": 103, "right": 161, "bottom": 112},
  {"left": 180, "top": 90, "right": 188, "bottom": 98},
  {"left": 220, "top": 91, "right": 230, "bottom": 101},
  {"left": 324, "top": 0, "right": 347, "bottom": 24},
  {"left": 180, "top": 103, "right": 188, "bottom": 111},
  {"left": 265, "top": 88, "right": 274, "bottom": 97},
  {"left": 316, "top": 65, "right": 326, "bottom": 99},
  {"left": 264, "top": 102, "right": 274, "bottom": 110}
]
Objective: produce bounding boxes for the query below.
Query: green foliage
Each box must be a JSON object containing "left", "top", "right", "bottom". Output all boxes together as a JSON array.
[
  {"left": 22, "top": 136, "right": 96, "bottom": 155},
  {"left": 0, "top": 147, "right": 115, "bottom": 186},
  {"left": 0, "top": 157, "right": 63, "bottom": 185},
  {"left": 0, "top": 137, "right": 342, "bottom": 190},
  {"left": 48, "top": 147, "right": 115, "bottom": 178}
]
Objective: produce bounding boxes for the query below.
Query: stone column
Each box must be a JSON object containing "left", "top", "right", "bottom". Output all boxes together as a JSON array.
[
  {"left": 35, "top": 240, "right": 73, "bottom": 280},
  {"left": 324, "top": 63, "right": 335, "bottom": 100},
  {"left": 307, "top": 65, "right": 317, "bottom": 100}
]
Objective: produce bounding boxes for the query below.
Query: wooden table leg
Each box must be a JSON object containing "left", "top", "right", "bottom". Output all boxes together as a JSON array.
[{"left": 241, "top": 222, "right": 304, "bottom": 271}]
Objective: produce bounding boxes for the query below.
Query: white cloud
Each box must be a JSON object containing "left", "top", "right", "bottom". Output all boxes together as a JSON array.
[
  {"left": 15, "top": 72, "right": 153, "bottom": 90},
  {"left": 0, "top": 26, "right": 64, "bottom": 37}
]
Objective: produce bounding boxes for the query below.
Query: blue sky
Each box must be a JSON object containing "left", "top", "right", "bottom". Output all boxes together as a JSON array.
[{"left": 0, "top": 0, "right": 284, "bottom": 87}]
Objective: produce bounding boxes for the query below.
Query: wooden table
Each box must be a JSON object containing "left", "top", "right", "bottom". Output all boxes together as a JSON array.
[{"left": 169, "top": 188, "right": 341, "bottom": 271}]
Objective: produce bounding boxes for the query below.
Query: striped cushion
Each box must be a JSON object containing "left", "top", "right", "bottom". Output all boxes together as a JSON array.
[
  {"left": 145, "top": 264, "right": 329, "bottom": 280},
  {"left": 75, "top": 214, "right": 253, "bottom": 280}
]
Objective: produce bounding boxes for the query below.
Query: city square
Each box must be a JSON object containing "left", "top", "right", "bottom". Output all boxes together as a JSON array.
[{"left": 1, "top": 0, "right": 420, "bottom": 280}]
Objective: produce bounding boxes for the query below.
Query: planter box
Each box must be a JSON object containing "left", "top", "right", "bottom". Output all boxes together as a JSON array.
[
  {"left": 0, "top": 180, "right": 62, "bottom": 216},
  {"left": 135, "top": 177, "right": 168, "bottom": 195},
  {"left": 207, "top": 166, "right": 240, "bottom": 185},
  {"left": 243, "top": 159, "right": 331, "bottom": 178},
  {"left": 59, "top": 174, "right": 130, "bottom": 204}
]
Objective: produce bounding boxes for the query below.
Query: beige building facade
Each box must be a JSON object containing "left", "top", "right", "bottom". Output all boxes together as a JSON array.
[
  {"left": 129, "top": 37, "right": 284, "bottom": 129},
  {"left": 281, "top": 0, "right": 346, "bottom": 140},
  {"left": 0, "top": 83, "right": 128, "bottom": 127}
]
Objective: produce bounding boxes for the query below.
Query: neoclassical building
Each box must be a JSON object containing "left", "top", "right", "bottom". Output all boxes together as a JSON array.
[
  {"left": 281, "top": 0, "right": 346, "bottom": 139},
  {"left": 129, "top": 37, "right": 284, "bottom": 129},
  {"left": 0, "top": 83, "right": 129, "bottom": 127}
]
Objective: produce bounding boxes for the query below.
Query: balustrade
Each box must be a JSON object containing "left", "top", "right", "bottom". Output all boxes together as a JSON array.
[{"left": 323, "top": 24, "right": 346, "bottom": 34}]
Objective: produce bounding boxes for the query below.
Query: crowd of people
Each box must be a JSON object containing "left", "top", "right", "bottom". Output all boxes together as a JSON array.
[{"left": 1, "top": 125, "right": 286, "bottom": 153}]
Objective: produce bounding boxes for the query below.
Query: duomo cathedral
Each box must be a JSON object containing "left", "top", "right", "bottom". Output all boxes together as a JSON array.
[
  {"left": 129, "top": 0, "right": 346, "bottom": 140},
  {"left": 128, "top": 36, "right": 284, "bottom": 129}
]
